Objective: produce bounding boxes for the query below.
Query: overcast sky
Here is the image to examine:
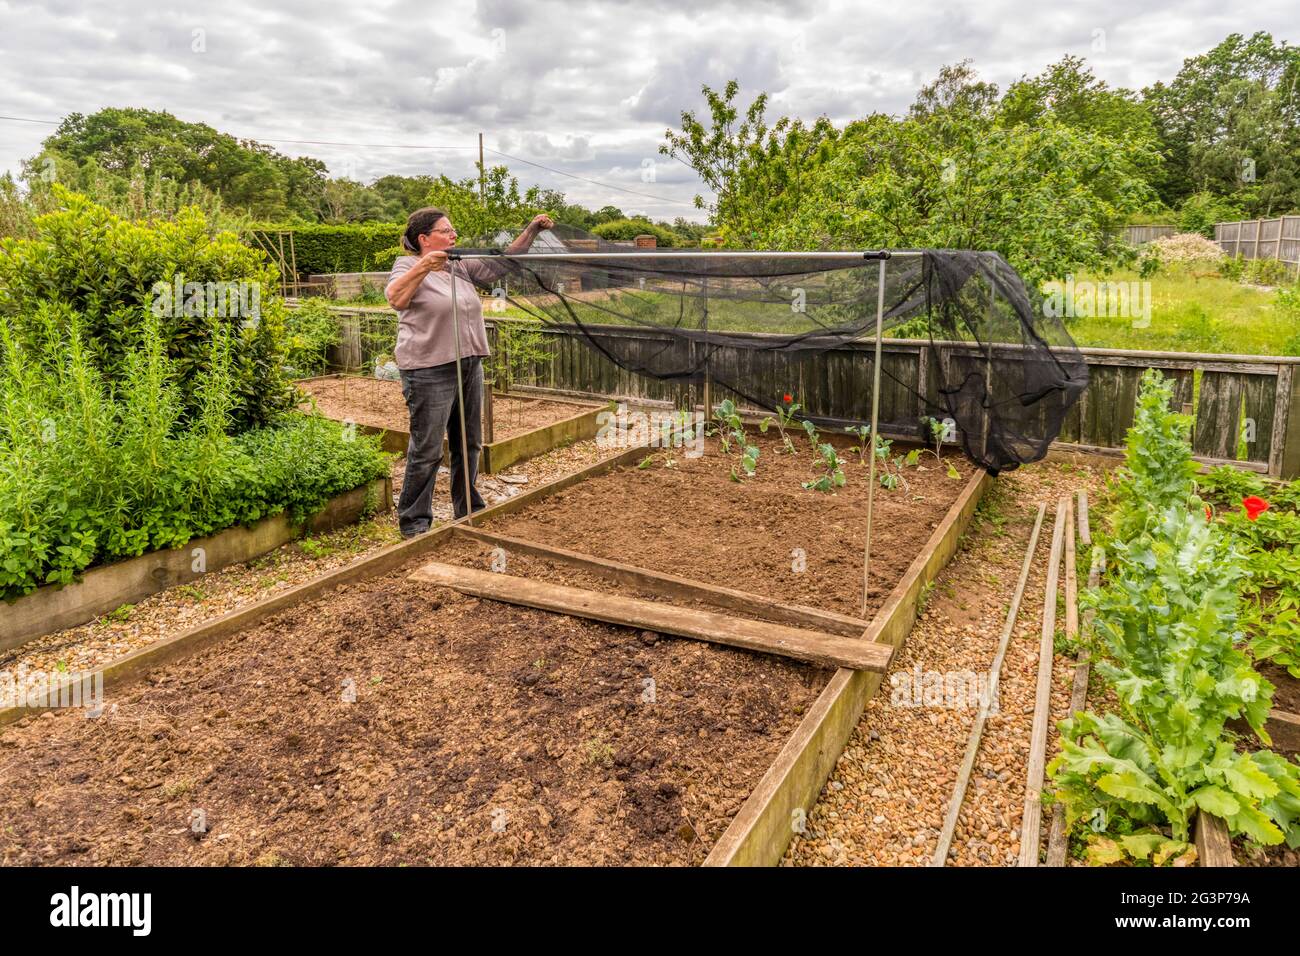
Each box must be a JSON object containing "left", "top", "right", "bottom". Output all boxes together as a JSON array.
[{"left": 0, "top": 0, "right": 1291, "bottom": 221}]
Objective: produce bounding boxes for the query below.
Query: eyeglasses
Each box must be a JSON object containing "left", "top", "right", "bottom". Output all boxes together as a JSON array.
[{"left": 430, "top": 226, "right": 457, "bottom": 235}]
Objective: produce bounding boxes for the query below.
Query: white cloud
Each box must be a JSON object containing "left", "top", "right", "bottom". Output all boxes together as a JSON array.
[{"left": 0, "top": 0, "right": 1290, "bottom": 221}]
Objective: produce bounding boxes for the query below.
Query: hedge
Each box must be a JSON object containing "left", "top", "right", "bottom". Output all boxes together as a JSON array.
[{"left": 251, "top": 224, "right": 403, "bottom": 276}]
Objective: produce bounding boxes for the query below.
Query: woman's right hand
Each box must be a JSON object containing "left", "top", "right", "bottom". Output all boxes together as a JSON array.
[{"left": 417, "top": 250, "right": 448, "bottom": 274}]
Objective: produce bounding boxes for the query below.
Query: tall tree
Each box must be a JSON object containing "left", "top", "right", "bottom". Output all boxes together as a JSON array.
[
  {"left": 29, "top": 107, "right": 327, "bottom": 221},
  {"left": 1143, "top": 32, "right": 1300, "bottom": 214}
]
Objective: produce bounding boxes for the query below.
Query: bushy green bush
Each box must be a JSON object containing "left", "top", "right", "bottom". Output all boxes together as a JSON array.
[
  {"left": 1177, "top": 191, "right": 1243, "bottom": 239},
  {"left": 0, "top": 187, "right": 293, "bottom": 430},
  {"left": 0, "top": 308, "right": 388, "bottom": 600},
  {"left": 254, "top": 224, "right": 402, "bottom": 276},
  {"left": 591, "top": 218, "right": 677, "bottom": 247},
  {"left": 1242, "top": 257, "right": 1294, "bottom": 287},
  {"left": 1137, "top": 232, "right": 1225, "bottom": 275}
]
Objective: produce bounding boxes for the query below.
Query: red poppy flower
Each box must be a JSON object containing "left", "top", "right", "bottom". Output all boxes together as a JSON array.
[
  {"left": 783, "top": 393, "right": 793, "bottom": 404},
  {"left": 1242, "top": 496, "right": 1270, "bottom": 521}
]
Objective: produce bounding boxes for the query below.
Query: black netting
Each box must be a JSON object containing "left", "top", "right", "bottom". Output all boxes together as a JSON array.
[{"left": 449, "top": 235, "right": 1086, "bottom": 474}]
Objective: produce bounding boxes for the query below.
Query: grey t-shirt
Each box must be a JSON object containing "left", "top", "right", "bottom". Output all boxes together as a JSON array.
[{"left": 388, "top": 255, "right": 504, "bottom": 370}]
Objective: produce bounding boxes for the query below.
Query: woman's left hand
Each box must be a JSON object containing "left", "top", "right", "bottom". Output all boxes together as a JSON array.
[{"left": 530, "top": 214, "right": 554, "bottom": 231}]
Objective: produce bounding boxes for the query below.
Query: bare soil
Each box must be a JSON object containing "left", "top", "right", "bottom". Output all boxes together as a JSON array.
[
  {"left": 1259, "top": 662, "right": 1300, "bottom": 716},
  {"left": 480, "top": 432, "right": 973, "bottom": 619},
  {"left": 299, "top": 377, "right": 591, "bottom": 442},
  {"left": 0, "top": 429, "right": 971, "bottom": 867},
  {"left": 0, "top": 554, "right": 825, "bottom": 866}
]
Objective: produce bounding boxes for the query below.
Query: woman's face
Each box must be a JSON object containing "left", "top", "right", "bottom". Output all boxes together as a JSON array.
[{"left": 418, "top": 217, "right": 458, "bottom": 252}]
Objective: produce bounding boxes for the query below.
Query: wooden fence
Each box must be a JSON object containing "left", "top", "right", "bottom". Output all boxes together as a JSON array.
[
  {"left": 1215, "top": 217, "right": 1300, "bottom": 277},
  {"left": 1120, "top": 224, "right": 1176, "bottom": 245},
  {"left": 493, "top": 321, "right": 1300, "bottom": 478},
  {"left": 303, "top": 304, "right": 1300, "bottom": 478}
]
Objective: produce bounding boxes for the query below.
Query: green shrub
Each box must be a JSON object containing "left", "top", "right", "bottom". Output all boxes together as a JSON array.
[
  {"left": 1176, "top": 191, "right": 1244, "bottom": 239},
  {"left": 0, "top": 187, "right": 292, "bottom": 430},
  {"left": 1242, "top": 257, "right": 1293, "bottom": 287},
  {"left": 590, "top": 218, "right": 677, "bottom": 247},
  {"left": 1216, "top": 254, "right": 1244, "bottom": 281},
  {"left": 1278, "top": 287, "right": 1300, "bottom": 356},
  {"left": 0, "top": 308, "right": 387, "bottom": 600}
]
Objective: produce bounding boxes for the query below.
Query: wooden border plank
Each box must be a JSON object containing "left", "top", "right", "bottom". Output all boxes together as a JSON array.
[
  {"left": 299, "top": 377, "right": 606, "bottom": 473},
  {"left": 1018, "top": 497, "right": 1068, "bottom": 867},
  {"left": 703, "top": 467, "right": 992, "bottom": 867},
  {"left": 0, "top": 445, "right": 649, "bottom": 730},
  {"left": 452, "top": 527, "right": 869, "bottom": 637},
  {"left": 410, "top": 562, "right": 891, "bottom": 672},
  {"left": 932, "top": 501, "right": 1048, "bottom": 866},
  {"left": 1261, "top": 708, "right": 1300, "bottom": 752},
  {"left": 482, "top": 401, "right": 609, "bottom": 473}
]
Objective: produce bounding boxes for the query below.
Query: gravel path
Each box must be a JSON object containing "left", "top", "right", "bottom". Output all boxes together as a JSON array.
[{"left": 783, "top": 458, "right": 1108, "bottom": 866}]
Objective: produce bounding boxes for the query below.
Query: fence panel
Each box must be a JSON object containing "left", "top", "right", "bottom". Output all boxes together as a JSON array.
[{"left": 1215, "top": 216, "right": 1300, "bottom": 275}]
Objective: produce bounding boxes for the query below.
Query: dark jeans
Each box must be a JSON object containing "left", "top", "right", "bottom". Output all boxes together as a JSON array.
[{"left": 397, "top": 357, "right": 487, "bottom": 534}]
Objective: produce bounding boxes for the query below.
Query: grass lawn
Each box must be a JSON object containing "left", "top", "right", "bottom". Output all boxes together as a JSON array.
[{"left": 1061, "top": 268, "right": 1299, "bottom": 356}]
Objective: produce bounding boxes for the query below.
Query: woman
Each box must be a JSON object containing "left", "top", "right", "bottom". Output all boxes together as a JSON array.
[{"left": 385, "top": 207, "right": 554, "bottom": 535}]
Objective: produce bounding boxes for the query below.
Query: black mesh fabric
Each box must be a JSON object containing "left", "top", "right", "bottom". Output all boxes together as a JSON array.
[{"left": 448, "top": 235, "right": 1087, "bottom": 474}]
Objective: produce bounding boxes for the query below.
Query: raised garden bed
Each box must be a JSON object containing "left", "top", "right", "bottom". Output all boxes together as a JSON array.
[
  {"left": 1, "top": 478, "right": 391, "bottom": 654},
  {"left": 0, "top": 434, "right": 988, "bottom": 866},
  {"left": 298, "top": 374, "right": 606, "bottom": 472}
]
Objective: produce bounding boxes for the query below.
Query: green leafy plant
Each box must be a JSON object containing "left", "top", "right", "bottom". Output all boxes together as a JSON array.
[
  {"left": 1107, "top": 369, "right": 1202, "bottom": 541},
  {"left": 0, "top": 306, "right": 388, "bottom": 600},
  {"left": 1052, "top": 368, "right": 1300, "bottom": 857},
  {"left": 712, "top": 399, "right": 759, "bottom": 478},
  {"left": 802, "top": 442, "right": 846, "bottom": 493},
  {"left": 846, "top": 425, "right": 909, "bottom": 491},
  {"left": 1052, "top": 505, "right": 1300, "bottom": 851},
  {"left": 758, "top": 394, "right": 800, "bottom": 453},
  {"left": 0, "top": 188, "right": 294, "bottom": 430}
]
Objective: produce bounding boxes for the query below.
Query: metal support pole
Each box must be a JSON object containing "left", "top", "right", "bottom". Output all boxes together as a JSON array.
[
  {"left": 448, "top": 258, "right": 477, "bottom": 527},
  {"left": 484, "top": 322, "right": 496, "bottom": 446},
  {"left": 445, "top": 250, "right": 919, "bottom": 261},
  {"left": 862, "top": 257, "right": 888, "bottom": 617},
  {"left": 701, "top": 275, "right": 711, "bottom": 416}
]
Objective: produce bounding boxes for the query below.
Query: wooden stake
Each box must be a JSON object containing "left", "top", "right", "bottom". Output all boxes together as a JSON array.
[
  {"left": 1077, "top": 490, "right": 1091, "bottom": 547},
  {"left": 1045, "top": 502, "right": 1084, "bottom": 866},
  {"left": 1194, "top": 811, "right": 1234, "bottom": 867},
  {"left": 410, "top": 561, "right": 893, "bottom": 672},
  {"left": 1018, "top": 497, "right": 1068, "bottom": 867},
  {"left": 931, "top": 501, "right": 1048, "bottom": 866}
]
